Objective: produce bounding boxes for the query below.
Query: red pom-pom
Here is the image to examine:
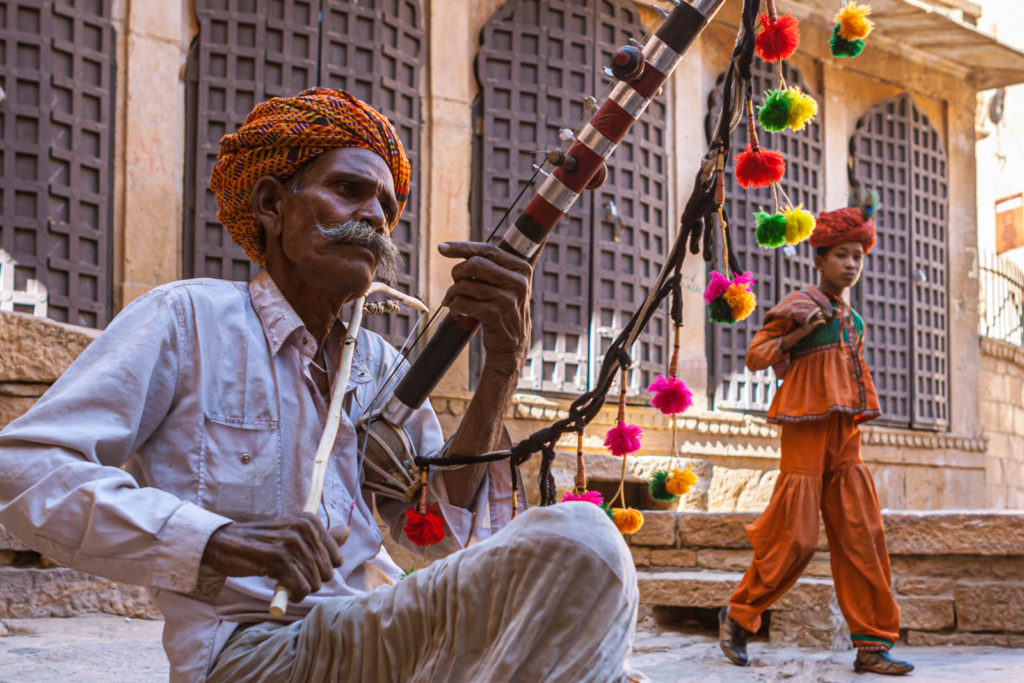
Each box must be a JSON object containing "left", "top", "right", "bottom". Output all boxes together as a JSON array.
[
  {"left": 647, "top": 374, "right": 694, "bottom": 415},
  {"left": 403, "top": 506, "right": 445, "bottom": 547},
  {"left": 604, "top": 421, "right": 643, "bottom": 457},
  {"left": 734, "top": 145, "right": 786, "bottom": 189},
  {"left": 755, "top": 12, "right": 800, "bottom": 62}
]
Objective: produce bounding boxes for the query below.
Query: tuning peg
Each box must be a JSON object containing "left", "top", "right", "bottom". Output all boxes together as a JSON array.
[
  {"left": 649, "top": 4, "right": 670, "bottom": 18},
  {"left": 629, "top": 37, "right": 644, "bottom": 48},
  {"left": 602, "top": 66, "right": 615, "bottom": 80},
  {"left": 547, "top": 150, "right": 579, "bottom": 172},
  {"left": 583, "top": 95, "right": 598, "bottom": 112},
  {"left": 559, "top": 128, "right": 577, "bottom": 143}
]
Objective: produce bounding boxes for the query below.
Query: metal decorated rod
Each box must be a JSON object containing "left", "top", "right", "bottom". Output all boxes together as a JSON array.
[{"left": 380, "top": 0, "right": 729, "bottom": 426}]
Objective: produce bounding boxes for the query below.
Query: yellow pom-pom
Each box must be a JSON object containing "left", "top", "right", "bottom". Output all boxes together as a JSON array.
[
  {"left": 612, "top": 507, "right": 644, "bottom": 534},
  {"left": 787, "top": 90, "right": 818, "bottom": 131},
  {"left": 723, "top": 283, "right": 757, "bottom": 322},
  {"left": 784, "top": 205, "right": 816, "bottom": 245},
  {"left": 835, "top": 2, "right": 873, "bottom": 41},
  {"left": 666, "top": 466, "right": 698, "bottom": 496}
]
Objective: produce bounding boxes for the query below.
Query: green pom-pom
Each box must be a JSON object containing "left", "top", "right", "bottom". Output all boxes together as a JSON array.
[
  {"left": 830, "top": 24, "right": 865, "bottom": 58},
  {"left": 600, "top": 502, "right": 616, "bottom": 521},
  {"left": 709, "top": 296, "right": 736, "bottom": 324},
  {"left": 649, "top": 471, "right": 679, "bottom": 502},
  {"left": 757, "top": 90, "right": 793, "bottom": 133},
  {"left": 755, "top": 211, "right": 788, "bottom": 248}
]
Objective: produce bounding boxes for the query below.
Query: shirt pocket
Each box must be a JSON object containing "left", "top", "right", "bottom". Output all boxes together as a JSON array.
[{"left": 200, "top": 414, "right": 281, "bottom": 522}]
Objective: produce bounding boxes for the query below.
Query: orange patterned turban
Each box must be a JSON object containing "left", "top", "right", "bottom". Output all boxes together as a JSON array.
[
  {"left": 210, "top": 88, "right": 411, "bottom": 265},
  {"left": 809, "top": 207, "right": 876, "bottom": 254}
]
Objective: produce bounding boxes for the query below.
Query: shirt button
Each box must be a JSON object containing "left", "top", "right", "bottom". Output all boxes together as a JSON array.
[
  {"left": 330, "top": 501, "right": 337, "bottom": 509},
  {"left": 240, "top": 454, "right": 250, "bottom": 464}
]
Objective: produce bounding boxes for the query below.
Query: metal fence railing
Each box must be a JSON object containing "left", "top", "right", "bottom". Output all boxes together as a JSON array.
[{"left": 979, "top": 251, "right": 1024, "bottom": 346}]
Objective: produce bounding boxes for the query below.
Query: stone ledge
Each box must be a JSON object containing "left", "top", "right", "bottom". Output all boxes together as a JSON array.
[
  {"left": 0, "top": 311, "right": 99, "bottom": 383},
  {"left": 0, "top": 567, "right": 158, "bottom": 619},
  {"left": 981, "top": 336, "right": 1024, "bottom": 370}
]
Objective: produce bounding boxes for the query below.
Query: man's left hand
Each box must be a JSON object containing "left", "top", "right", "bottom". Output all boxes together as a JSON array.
[{"left": 439, "top": 241, "right": 532, "bottom": 374}]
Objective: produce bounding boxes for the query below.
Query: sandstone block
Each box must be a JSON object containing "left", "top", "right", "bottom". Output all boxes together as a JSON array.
[
  {"left": 955, "top": 582, "right": 1024, "bottom": 632},
  {"left": 649, "top": 549, "right": 697, "bottom": 568},
  {"left": 695, "top": 548, "right": 753, "bottom": 572},
  {"left": 0, "top": 525, "right": 29, "bottom": 551},
  {"left": 0, "top": 567, "right": 158, "bottom": 619},
  {"left": 884, "top": 512, "right": 1024, "bottom": 555},
  {"left": 677, "top": 512, "right": 754, "bottom": 548},
  {"left": 0, "top": 312, "right": 98, "bottom": 383},
  {"left": 627, "top": 511, "right": 677, "bottom": 547},
  {"left": 637, "top": 570, "right": 742, "bottom": 608},
  {"left": 895, "top": 596, "right": 955, "bottom": 630},
  {"left": 891, "top": 555, "right": 1024, "bottom": 581},
  {"left": 895, "top": 576, "right": 954, "bottom": 596},
  {"left": 905, "top": 631, "right": 1024, "bottom": 647},
  {"left": 631, "top": 546, "right": 651, "bottom": 568},
  {"left": 768, "top": 603, "right": 848, "bottom": 650}
]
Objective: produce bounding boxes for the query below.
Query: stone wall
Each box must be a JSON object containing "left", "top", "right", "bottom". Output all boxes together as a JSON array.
[
  {"left": 979, "top": 338, "right": 1024, "bottom": 508},
  {"left": 630, "top": 510, "right": 1024, "bottom": 648}
]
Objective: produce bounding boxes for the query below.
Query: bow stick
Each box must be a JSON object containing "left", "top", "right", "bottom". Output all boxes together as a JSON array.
[{"left": 269, "top": 282, "right": 428, "bottom": 616}]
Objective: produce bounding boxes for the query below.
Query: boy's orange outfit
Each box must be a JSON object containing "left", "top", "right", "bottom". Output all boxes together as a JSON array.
[{"left": 727, "top": 286, "right": 901, "bottom": 649}]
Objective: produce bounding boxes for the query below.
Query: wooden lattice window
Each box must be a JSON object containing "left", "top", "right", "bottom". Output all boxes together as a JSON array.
[
  {"left": 708, "top": 61, "right": 824, "bottom": 413},
  {"left": 474, "top": 0, "right": 670, "bottom": 395},
  {"left": 184, "top": 0, "right": 423, "bottom": 347},
  {"left": 850, "top": 93, "right": 948, "bottom": 429},
  {"left": 0, "top": 0, "right": 116, "bottom": 328}
]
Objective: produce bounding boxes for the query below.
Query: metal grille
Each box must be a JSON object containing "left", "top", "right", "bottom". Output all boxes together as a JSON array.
[
  {"left": 708, "top": 61, "right": 823, "bottom": 413},
  {"left": 184, "top": 0, "right": 422, "bottom": 347},
  {"left": 475, "top": 0, "right": 669, "bottom": 395},
  {"left": 979, "top": 251, "right": 1024, "bottom": 346},
  {"left": 850, "top": 93, "right": 948, "bottom": 429},
  {"left": 0, "top": 0, "right": 115, "bottom": 328}
]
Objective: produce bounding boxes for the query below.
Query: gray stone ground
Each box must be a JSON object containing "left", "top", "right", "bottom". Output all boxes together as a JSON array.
[{"left": 2, "top": 614, "right": 1024, "bottom": 682}]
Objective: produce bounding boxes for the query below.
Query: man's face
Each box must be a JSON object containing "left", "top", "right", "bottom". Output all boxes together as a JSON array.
[
  {"left": 815, "top": 241, "right": 865, "bottom": 291},
  {"left": 273, "top": 147, "right": 401, "bottom": 292}
]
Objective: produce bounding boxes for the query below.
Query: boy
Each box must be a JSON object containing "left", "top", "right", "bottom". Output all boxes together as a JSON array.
[{"left": 717, "top": 205, "right": 913, "bottom": 675}]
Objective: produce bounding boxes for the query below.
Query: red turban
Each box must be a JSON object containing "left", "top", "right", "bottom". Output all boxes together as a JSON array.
[
  {"left": 808, "top": 207, "right": 876, "bottom": 254},
  {"left": 210, "top": 88, "right": 411, "bottom": 265}
]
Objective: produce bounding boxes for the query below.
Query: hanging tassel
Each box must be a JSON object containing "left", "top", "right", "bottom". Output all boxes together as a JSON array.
[
  {"left": 784, "top": 205, "right": 816, "bottom": 244},
  {"left": 755, "top": 210, "right": 788, "bottom": 248},
  {"left": 757, "top": 89, "right": 795, "bottom": 132},
  {"left": 605, "top": 422, "right": 643, "bottom": 456},
  {"left": 735, "top": 145, "right": 786, "bottom": 189},
  {"left": 755, "top": 12, "right": 800, "bottom": 63},
  {"left": 706, "top": 272, "right": 757, "bottom": 325},
  {"left": 647, "top": 374, "right": 693, "bottom": 415},
  {"left": 649, "top": 470, "right": 679, "bottom": 502},
  {"left": 561, "top": 489, "right": 604, "bottom": 506},
  {"left": 612, "top": 507, "right": 644, "bottom": 534},
  {"left": 830, "top": 25, "right": 865, "bottom": 58},
  {"left": 403, "top": 506, "right": 445, "bottom": 547},
  {"left": 787, "top": 90, "right": 818, "bottom": 130},
  {"left": 666, "top": 466, "right": 698, "bottom": 496},
  {"left": 835, "top": 2, "right": 874, "bottom": 41}
]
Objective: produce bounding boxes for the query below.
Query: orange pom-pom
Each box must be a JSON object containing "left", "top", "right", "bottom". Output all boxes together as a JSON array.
[
  {"left": 755, "top": 12, "right": 800, "bottom": 63},
  {"left": 612, "top": 507, "right": 644, "bottom": 534},
  {"left": 734, "top": 145, "right": 786, "bottom": 189}
]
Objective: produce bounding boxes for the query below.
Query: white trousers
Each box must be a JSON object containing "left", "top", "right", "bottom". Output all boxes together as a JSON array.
[{"left": 207, "top": 502, "right": 639, "bottom": 682}]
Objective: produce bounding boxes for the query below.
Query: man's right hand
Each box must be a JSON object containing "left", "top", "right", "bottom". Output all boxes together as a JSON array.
[{"left": 200, "top": 513, "right": 349, "bottom": 602}]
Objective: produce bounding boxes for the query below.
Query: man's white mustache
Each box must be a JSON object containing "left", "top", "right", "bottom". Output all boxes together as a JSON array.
[{"left": 314, "top": 220, "right": 401, "bottom": 284}]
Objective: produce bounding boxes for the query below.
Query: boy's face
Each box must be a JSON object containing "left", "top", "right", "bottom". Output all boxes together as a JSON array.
[{"left": 815, "top": 241, "right": 865, "bottom": 291}]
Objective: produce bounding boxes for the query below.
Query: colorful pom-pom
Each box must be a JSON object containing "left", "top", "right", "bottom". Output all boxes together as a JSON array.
[
  {"left": 703, "top": 270, "right": 732, "bottom": 305},
  {"left": 755, "top": 211, "right": 788, "bottom": 248},
  {"left": 758, "top": 89, "right": 795, "bottom": 133},
  {"left": 755, "top": 12, "right": 800, "bottom": 63},
  {"left": 835, "top": 2, "right": 873, "bottom": 41},
  {"left": 830, "top": 24, "right": 865, "bottom": 58},
  {"left": 666, "top": 466, "right": 699, "bottom": 496},
  {"left": 561, "top": 489, "right": 605, "bottom": 506},
  {"left": 707, "top": 272, "right": 757, "bottom": 325},
  {"left": 612, "top": 507, "right": 645, "bottom": 534},
  {"left": 647, "top": 374, "right": 693, "bottom": 415},
  {"left": 600, "top": 502, "right": 616, "bottom": 521},
  {"left": 605, "top": 421, "right": 642, "bottom": 457},
  {"left": 784, "top": 205, "right": 816, "bottom": 245},
  {"left": 403, "top": 506, "right": 445, "bottom": 547},
  {"left": 735, "top": 145, "right": 786, "bottom": 189},
  {"left": 787, "top": 91, "right": 818, "bottom": 130},
  {"left": 724, "top": 283, "right": 757, "bottom": 322},
  {"left": 649, "top": 470, "right": 679, "bottom": 502}
]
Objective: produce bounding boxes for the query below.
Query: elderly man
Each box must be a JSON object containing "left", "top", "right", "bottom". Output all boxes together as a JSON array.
[{"left": 0, "top": 89, "right": 638, "bottom": 682}]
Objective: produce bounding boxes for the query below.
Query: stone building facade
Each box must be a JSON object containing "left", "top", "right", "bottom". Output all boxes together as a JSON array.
[{"left": 2, "top": 0, "right": 1024, "bottom": 515}]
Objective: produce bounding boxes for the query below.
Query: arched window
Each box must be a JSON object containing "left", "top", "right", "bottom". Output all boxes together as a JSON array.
[
  {"left": 708, "top": 60, "right": 824, "bottom": 413},
  {"left": 0, "top": 0, "right": 117, "bottom": 327},
  {"left": 850, "top": 93, "right": 948, "bottom": 429},
  {"left": 184, "top": 0, "right": 423, "bottom": 346},
  {"left": 474, "top": 0, "right": 669, "bottom": 395}
]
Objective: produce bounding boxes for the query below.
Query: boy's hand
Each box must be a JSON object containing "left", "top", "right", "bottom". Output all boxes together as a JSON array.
[{"left": 802, "top": 310, "right": 831, "bottom": 333}]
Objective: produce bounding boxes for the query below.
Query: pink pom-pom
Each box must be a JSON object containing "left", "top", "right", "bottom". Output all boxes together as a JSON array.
[
  {"left": 732, "top": 271, "right": 756, "bottom": 289},
  {"left": 561, "top": 490, "right": 605, "bottom": 506},
  {"left": 604, "top": 421, "right": 643, "bottom": 457},
  {"left": 703, "top": 270, "right": 732, "bottom": 305},
  {"left": 647, "top": 374, "right": 694, "bottom": 415}
]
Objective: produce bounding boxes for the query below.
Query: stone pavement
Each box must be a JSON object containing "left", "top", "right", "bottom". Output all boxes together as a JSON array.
[{"left": 3, "top": 614, "right": 1024, "bottom": 682}]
